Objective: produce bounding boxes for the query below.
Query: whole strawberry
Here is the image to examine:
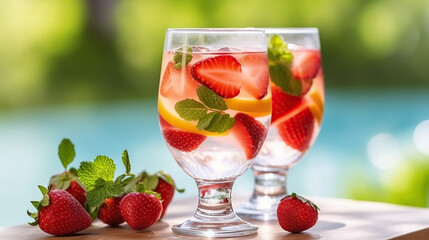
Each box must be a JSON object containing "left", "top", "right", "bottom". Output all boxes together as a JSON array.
[
  {"left": 128, "top": 171, "right": 184, "bottom": 219},
  {"left": 27, "top": 186, "right": 92, "bottom": 236},
  {"left": 50, "top": 139, "right": 87, "bottom": 206},
  {"left": 120, "top": 184, "right": 163, "bottom": 230},
  {"left": 277, "top": 193, "right": 319, "bottom": 233},
  {"left": 98, "top": 197, "right": 124, "bottom": 226}
]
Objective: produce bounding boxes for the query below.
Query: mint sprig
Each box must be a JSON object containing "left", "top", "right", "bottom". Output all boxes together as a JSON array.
[
  {"left": 174, "top": 86, "right": 235, "bottom": 133},
  {"left": 173, "top": 46, "right": 193, "bottom": 70},
  {"left": 77, "top": 150, "right": 134, "bottom": 218},
  {"left": 268, "top": 34, "right": 303, "bottom": 96}
]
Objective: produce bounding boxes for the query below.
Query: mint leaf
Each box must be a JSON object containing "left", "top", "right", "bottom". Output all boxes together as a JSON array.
[
  {"left": 78, "top": 156, "right": 116, "bottom": 190},
  {"left": 175, "top": 99, "right": 207, "bottom": 121},
  {"left": 86, "top": 183, "right": 108, "bottom": 207},
  {"left": 122, "top": 150, "right": 131, "bottom": 175},
  {"left": 197, "top": 112, "right": 217, "bottom": 130},
  {"left": 268, "top": 35, "right": 293, "bottom": 65},
  {"left": 58, "top": 138, "right": 75, "bottom": 170},
  {"left": 269, "top": 62, "right": 302, "bottom": 96},
  {"left": 174, "top": 46, "right": 193, "bottom": 70},
  {"left": 204, "top": 113, "right": 235, "bottom": 133},
  {"left": 197, "top": 86, "right": 228, "bottom": 111}
]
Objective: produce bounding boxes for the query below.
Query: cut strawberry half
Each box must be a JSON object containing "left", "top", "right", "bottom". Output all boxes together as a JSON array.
[
  {"left": 231, "top": 113, "right": 267, "bottom": 159},
  {"left": 291, "top": 50, "right": 321, "bottom": 80},
  {"left": 239, "top": 53, "right": 270, "bottom": 100},
  {"left": 271, "top": 84, "right": 303, "bottom": 124},
  {"left": 191, "top": 55, "right": 242, "bottom": 98},
  {"left": 160, "top": 61, "right": 199, "bottom": 99},
  {"left": 159, "top": 115, "right": 206, "bottom": 152},
  {"left": 277, "top": 107, "right": 315, "bottom": 152}
]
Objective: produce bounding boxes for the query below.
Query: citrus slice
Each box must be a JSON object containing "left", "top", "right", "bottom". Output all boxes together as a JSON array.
[
  {"left": 158, "top": 96, "right": 228, "bottom": 137},
  {"left": 307, "top": 90, "right": 324, "bottom": 125},
  {"left": 224, "top": 95, "right": 272, "bottom": 117}
]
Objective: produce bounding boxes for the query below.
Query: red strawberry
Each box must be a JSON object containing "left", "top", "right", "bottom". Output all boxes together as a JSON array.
[
  {"left": 98, "top": 197, "right": 124, "bottom": 226},
  {"left": 277, "top": 107, "right": 315, "bottom": 151},
  {"left": 119, "top": 190, "right": 163, "bottom": 230},
  {"left": 160, "top": 61, "right": 199, "bottom": 99},
  {"left": 154, "top": 178, "right": 174, "bottom": 218},
  {"left": 291, "top": 50, "right": 321, "bottom": 80},
  {"left": 28, "top": 187, "right": 91, "bottom": 236},
  {"left": 51, "top": 176, "right": 87, "bottom": 206},
  {"left": 129, "top": 170, "right": 184, "bottom": 219},
  {"left": 277, "top": 192, "right": 319, "bottom": 233},
  {"left": 239, "top": 53, "right": 270, "bottom": 100},
  {"left": 159, "top": 114, "right": 206, "bottom": 152},
  {"left": 191, "top": 55, "right": 242, "bottom": 98},
  {"left": 271, "top": 84, "right": 303, "bottom": 124},
  {"left": 231, "top": 113, "right": 267, "bottom": 159}
]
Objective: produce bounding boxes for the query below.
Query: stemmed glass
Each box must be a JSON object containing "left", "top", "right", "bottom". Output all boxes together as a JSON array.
[
  {"left": 158, "top": 28, "right": 272, "bottom": 237},
  {"left": 236, "top": 28, "right": 325, "bottom": 220}
]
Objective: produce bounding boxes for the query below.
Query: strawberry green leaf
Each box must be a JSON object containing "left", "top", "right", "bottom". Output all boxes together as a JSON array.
[
  {"left": 28, "top": 220, "right": 39, "bottom": 226},
  {"left": 50, "top": 174, "right": 72, "bottom": 190},
  {"left": 122, "top": 150, "right": 131, "bottom": 175},
  {"left": 136, "top": 182, "right": 146, "bottom": 193},
  {"left": 197, "top": 86, "right": 228, "bottom": 111},
  {"left": 203, "top": 113, "right": 235, "bottom": 133},
  {"left": 58, "top": 138, "right": 75, "bottom": 170},
  {"left": 30, "top": 201, "right": 39, "bottom": 209},
  {"left": 69, "top": 167, "right": 78, "bottom": 176},
  {"left": 40, "top": 195, "right": 49, "bottom": 207},
  {"left": 175, "top": 99, "right": 207, "bottom": 121},
  {"left": 27, "top": 210, "right": 38, "bottom": 218},
  {"left": 38, "top": 185, "right": 48, "bottom": 196},
  {"left": 142, "top": 174, "right": 159, "bottom": 191}
]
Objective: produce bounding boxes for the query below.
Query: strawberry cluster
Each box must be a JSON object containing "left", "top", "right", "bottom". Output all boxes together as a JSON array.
[{"left": 27, "top": 139, "right": 183, "bottom": 236}]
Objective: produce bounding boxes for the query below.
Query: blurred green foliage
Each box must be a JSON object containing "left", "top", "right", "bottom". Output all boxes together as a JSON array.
[
  {"left": 346, "top": 154, "right": 429, "bottom": 207},
  {"left": 0, "top": 0, "right": 428, "bottom": 110}
]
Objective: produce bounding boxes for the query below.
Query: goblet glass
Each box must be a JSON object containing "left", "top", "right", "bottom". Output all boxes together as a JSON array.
[
  {"left": 236, "top": 28, "right": 325, "bottom": 220},
  {"left": 158, "top": 28, "right": 272, "bottom": 237}
]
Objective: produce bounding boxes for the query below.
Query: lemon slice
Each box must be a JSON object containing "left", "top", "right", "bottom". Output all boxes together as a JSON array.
[
  {"left": 224, "top": 95, "right": 272, "bottom": 117},
  {"left": 158, "top": 96, "right": 228, "bottom": 136},
  {"left": 307, "top": 90, "right": 324, "bottom": 124}
]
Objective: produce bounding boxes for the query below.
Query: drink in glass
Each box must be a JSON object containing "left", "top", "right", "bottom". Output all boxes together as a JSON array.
[
  {"left": 237, "top": 28, "right": 325, "bottom": 220},
  {"left": 158, "top": 28, "right": 272, "bottom": 237}
]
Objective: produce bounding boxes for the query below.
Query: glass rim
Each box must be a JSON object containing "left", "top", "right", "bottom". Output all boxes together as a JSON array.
[
  {"left": 166, "top": 28, "right": 265, "bottom": 34},
  {"left": 264, "top": 28, "right": 319, "bottom": 34}
]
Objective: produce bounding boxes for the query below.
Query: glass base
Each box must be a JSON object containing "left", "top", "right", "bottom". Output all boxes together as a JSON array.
[
  {"left": 236, "top": 195, "right": 284, "bottom": 221},
  {"left": 172, "top": 214, "right": 258, "bottom": 237}
]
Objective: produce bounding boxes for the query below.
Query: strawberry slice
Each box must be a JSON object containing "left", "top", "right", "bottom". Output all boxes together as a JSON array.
[
  {"left": 291, "top": 50, "right": 321, "bottom": 80},
  {"left": 239, "top": 53, "right": 270, "bottom": 100},
  {"left": 277, "top": 107, "right": 315, "bottom": 151},
  {"left": 159, "top": 115, "right": 206, "bottom": 152},
  {"left": 191, "top": 55, "right": 242, "bottom": 98},
  {"left": 271, "top": 84, "right": 303, "bottom": 124},
  {"left": 160, "top": 61, "right": 199, "bottom": 99},
  {"left": 231, "top": 113, "right": 267, "bottom": 159}
]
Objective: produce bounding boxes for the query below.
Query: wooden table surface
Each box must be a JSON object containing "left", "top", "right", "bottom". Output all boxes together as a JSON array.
[{"left": 2, "top": 196, "right": 429, "bottom": 239}]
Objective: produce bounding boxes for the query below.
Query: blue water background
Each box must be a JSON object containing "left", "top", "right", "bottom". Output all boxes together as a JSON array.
[{"left": 1, "top": 89, "right": 428, "bottom": 226}]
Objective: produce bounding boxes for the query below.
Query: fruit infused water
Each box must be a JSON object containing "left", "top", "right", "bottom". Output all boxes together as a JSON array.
[
  {"left": 236, "top": 28, "right": 324, "bottom": 221},
  {"left": 158, "top": 47, "right": 272, "bottom": 181},
  {"left": 255, "top": 34, "right": 324, "bottom": 170}
]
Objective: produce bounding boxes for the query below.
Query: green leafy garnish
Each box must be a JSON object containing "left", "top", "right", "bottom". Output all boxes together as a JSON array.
[
  {"left": 122, "top": 150, "right": 131, "bottom": 175},
  {"left": 58, "top": 138, "right": 75, "bottom": 170},
  {"left": 174, "top": 86, "right": 235, "bottom": 133},
  {"left": 267, "top": 34, "right": 302, "bottom": 96},
  {"left": 175, "top": 99, "right": 207, "bottom": 121},
  {"left": 173, "top": 46, "right": 193, "bottom": 70},
  {"left": 78, "top": 156, "right": 116, "bottom": 190}
]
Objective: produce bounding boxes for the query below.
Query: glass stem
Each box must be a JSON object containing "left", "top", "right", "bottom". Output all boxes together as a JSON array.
[
  {"left": 195, "top": 180, "right": 234, "bottom": 220},
  {"left": 252, "top": 168, "right": 289, "bottom": 197}
]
